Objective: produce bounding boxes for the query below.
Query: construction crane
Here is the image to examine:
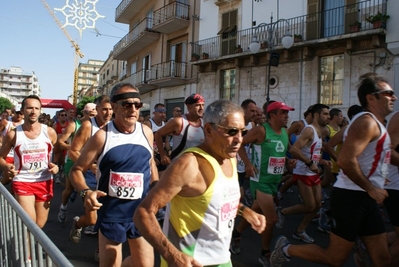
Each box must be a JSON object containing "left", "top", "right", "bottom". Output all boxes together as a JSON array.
[{"left": 41, "top": 0, "right": 84, "bottom": 106}]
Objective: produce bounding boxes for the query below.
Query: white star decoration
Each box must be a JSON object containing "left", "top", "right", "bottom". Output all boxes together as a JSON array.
[{"left": 55, "top": 0, "right": 105, "bottom": 37}]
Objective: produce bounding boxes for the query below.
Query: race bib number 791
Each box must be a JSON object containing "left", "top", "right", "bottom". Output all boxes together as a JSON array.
[{"left": 108, "top": 170, "right": 144, "bottom": 200}]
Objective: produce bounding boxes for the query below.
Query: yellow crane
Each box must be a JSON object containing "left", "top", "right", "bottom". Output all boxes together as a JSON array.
[{"left": 41, "top": 0, "right": 84, "bottom": 106}]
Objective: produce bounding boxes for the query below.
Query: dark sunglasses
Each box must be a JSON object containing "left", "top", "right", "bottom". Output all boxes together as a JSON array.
[
  {"left": 118, "top": 101, "right": 143, "bottom": 109},
  {"left": 211, "top": 123, "right": 248, "bottom": 137},
  {"left": 60, "top": 114, "right": 67, "bottom": 117},
  {"left": 372, "top": 90, "right": 395, "bottom": 97}
]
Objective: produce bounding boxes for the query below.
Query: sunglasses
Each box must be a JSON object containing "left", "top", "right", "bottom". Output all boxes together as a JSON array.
[
  {"left": 211, "top": 123, "right": 248, "bottom": 137},
  {"left": 372, "top": 90, "right": 395, "bottom": 97},
  {"left": 174, "top": 110, "right": 182, "bottom": 112},
  {"left": 118, "top": 101, "right": 143, "bottom": 109},
  {"left": 60, "top": 114, "right": 67, "bottom": 117}
]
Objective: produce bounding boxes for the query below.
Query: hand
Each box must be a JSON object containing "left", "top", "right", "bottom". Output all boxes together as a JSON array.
[
  {"left": 287, "top": 159, "right": 297, "bottom": 169},
  {"left": 309, "top": 163, "right": 319, "bottom": 173},
  {"left": 90, "top": 163, "right": 97, "bottom": 173},
  {"left": 243, "top": 208, "right": 266, "bottom": 234},
  {"left": 367, "top": 187, "right": 388, "bottom": 204},
  {"left": 48, "top": 163, "right": 59, "bottom": 174},
  {"left": 245, "top": 163, "right": 257, "bottom": 178},
  {"left": 168, "top": 252, "right": 203, "bottom": 267},
  {"left": 84, "top": 190, "right": 107, "bottom": 211},
  {"left": 6, "top": 164, "right": 17, "bottom": 178},
  {"left": 161, "top": 155, "right": 171, "bottom": 165}
]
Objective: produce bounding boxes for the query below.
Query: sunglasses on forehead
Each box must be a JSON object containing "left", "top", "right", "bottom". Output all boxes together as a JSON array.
[
  {"left": 118, "top": 101, "right": 143, "bottom": 109},
  {"left": 210, "top": 123, "right": 248, "bottom": 137}
]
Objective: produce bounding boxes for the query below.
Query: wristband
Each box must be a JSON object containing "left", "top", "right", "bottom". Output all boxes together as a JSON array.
[
  {"left": 305, "top": 160, "right": 314, "bottom": 167},
  {"left": 80, "top": 188, "right": 91, "bottom": 199},
  {"left": 237, "top": 205, "right": 246, "bottom": 217},
  {"left": 150, "top": 181, "right": 159, "bottom": 190}
]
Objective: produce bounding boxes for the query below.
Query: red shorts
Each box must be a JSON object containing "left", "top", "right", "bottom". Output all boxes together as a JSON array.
[
  {"left": 6, "top": 157, "right": 14, "bottom": 164},
  {"left": 293, "top": 174, "right": 321, "bottom": 186},
  {"left": 12, "top": 180, "right": 54, "bottom": 202}
]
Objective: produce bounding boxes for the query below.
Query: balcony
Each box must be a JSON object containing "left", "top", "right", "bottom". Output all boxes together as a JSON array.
[
  {"left": 192, "top": 0, "right": 388, "bottom": 65},
  {"left": 149, "top": 61, "right": 188, "bottom": 87},
  {"left": 120, "top": 69, "right": 157, "bottom": 94},
  {"left": 113, "top": 18, "right": 160, "bottom": 60},
  {"left": 152, "top": 2, "right": 190, "bottom": 34},
  {"left": 115, "top": 0, "right": 147, "bottom": 24}
]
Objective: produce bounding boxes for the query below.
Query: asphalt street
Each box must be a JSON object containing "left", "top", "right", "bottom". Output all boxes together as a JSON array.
[{"left": 40, "top": 176, "right": 389, "bottom": 267}]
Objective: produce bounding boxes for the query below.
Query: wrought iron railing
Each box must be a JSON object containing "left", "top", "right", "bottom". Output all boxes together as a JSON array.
[
  {"left": 192, "top": 0, "right": 388, "bottom": 59},
  {"left": 115, "top": 0, "right": 133, "bottom": 20},
  {"left": 113, "top": 17, "right": 158, "bottom": 56},
  {"left": 150, "top": 61, "right": 187, "bottom": 81},
  {"left": 153, "top": 1, "right": 190, "bottom": 26}
]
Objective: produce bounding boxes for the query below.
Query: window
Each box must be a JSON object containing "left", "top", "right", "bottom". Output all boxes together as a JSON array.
[
  {"left": 319, "top": 55, "right": 344, "bottom": 105},
  {"left": 220, "top": 69, "right": 236, "bottom": 101},
  {"left": 220, "top": 10, "right": 237, "bottom": 56}
]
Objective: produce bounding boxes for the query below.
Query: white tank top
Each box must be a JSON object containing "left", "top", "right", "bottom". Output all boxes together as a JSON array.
[
  {"left": 149, "top": 118, "right": 165, "bottom": 133},
  {"left": 13, "top": 124, "right": 53, "bottom": 182},
  {"left": 334, "top": 112, "right": 391, "bottom": 191},
  {"left": 293, "top": 125, "right": 322, "bottom": 176},
  {"left": 172, "top": 115, "right": 204, "bottom": 154},
  {"left": 2, "top": 121, "right": 15, "bottom": 158},
  {"left": 385, "top": 111, "right": 399, "bottom": 190}
]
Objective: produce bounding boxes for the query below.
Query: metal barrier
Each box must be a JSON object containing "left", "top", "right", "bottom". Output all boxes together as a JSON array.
[{"left": 0, "top": 184, "right": 73, "bottom": 267}]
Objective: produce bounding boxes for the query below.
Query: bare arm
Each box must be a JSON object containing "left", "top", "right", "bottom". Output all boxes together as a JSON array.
[
  {"left": 47, "top": 127, "right": 60, "bottom": 174},
  {"left": 142, "top": 124, "right": 159, "bottom": 184},
  {"left": 325, "top": 126, "right": 347, "bottom": 162},
  {"left": 58, "top": 121, "right": 76, "bottom": 151},
  {"left": 337, "top": 115, "right": 387, "bottom": 203},
  {"left": 287, "top": 120, "right": 303, "bottom": 136},
  {"left": 68, "top": 120, "right": 92, "bottom": 162},
  {"left": 237, "top": 125, "right": 265, "bottom": 177},
  {"left": 0, "top": 130, "right": 16, "bottom": 173},
  {"left": 155, "top": 118, "right": 182, "bottom": 165},
  {"left": 289, "top": 127, "right": 318, "bottom": 173},
  {"left": 134, "top": 153, "right": 203, "bottom": 266}
]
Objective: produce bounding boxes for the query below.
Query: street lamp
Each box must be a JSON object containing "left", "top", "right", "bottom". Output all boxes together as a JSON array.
[{"left": 249, "top": 14, "right": 294, "bottom": 105}]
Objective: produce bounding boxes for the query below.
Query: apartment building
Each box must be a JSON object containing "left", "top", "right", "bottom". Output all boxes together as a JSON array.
[
  {"left": 192, "top": 0, "right": 399, "bottom": 120},
  {"left": 0, "top": 66, "right": 40, "bottom": 104},
  {"left": 113, "top": 0, "right": 200, "bottom": 118},
  {"left": 77, "top": 59, "right": 104, "bottom": 101},
  {"left": 98, "top": 51, "right": 127, "bottom": 96}
]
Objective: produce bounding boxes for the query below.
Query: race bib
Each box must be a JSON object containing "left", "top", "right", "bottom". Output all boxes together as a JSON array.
[
  {"left": 23, "top": 152, "right": 47, "bottom": 173},
  {"left": 381, "top": 150, "right": 391, "bottom": 178},
  {"left": 218, "top": 199, "right": 239, "bottom": 238},
  {"left": 267, "top": 157, "right": 286, "bottom": 175},
  {"left": 108, "top": 170, "right": 144, "bottom": 200}
]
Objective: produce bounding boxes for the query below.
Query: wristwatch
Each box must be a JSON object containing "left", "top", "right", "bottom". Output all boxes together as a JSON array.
[
  {"left": 80, "top": 188, "right": 91, "bottom": 199},
  {"left": 305, "top": 160, "right": 314, "bottom": 167},
  {"left": 237, "top": 205, "right": 246, "bottom": 217}
]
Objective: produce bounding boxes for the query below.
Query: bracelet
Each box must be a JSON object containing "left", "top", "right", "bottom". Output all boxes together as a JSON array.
[
  {"left": 80, "top": 188, "right": 91, "bottom": 199},
  {"left": 237, "top": 205, "right": 246, "bottom": 217},
  {"left": 150, "top": 180, "right": 158, "bottom": 190}
]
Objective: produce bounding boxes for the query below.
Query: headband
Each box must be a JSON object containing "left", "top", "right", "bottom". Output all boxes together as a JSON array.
[
  {"left": 154, "top": 108, "right": 166, "bottom": 112},
  {"left": 111, "top": 92, "right": 141, "bottom": 102}
]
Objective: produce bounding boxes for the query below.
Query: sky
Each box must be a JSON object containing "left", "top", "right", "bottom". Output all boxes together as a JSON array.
[{"left": 0, "top": 0, "right": 128, "bottom": 115}]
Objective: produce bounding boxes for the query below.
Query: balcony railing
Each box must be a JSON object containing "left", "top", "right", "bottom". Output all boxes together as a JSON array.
[
  {"left": 192, "top": 0, "right": 388, "bottom": 60},
  {"left": 113, "top": 17, "right": 160, "bottom": 59},
  {"left": 150, "top": 61, "right": 187, "bottom": 80},
  {"left": 153, "top": 1, "right": 190, "bottom": 26}
]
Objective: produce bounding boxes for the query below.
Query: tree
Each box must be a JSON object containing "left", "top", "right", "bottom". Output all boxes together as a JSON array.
[
  {"left": 76, "top": 96, "right": 95, "bottom": 116},
  {"left": 0, "top": 97, "right": 14, "bottom": 113}
]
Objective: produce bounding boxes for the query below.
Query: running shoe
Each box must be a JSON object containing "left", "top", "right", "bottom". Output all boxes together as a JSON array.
[
  {"left": 292, "top": 229, "right": 314, "bottom": 243},
  {"left": 84, "top": 225, "right": 97, "bottom": 235},
  {"left": 69, "top": 190, "right": 77, "bottom": 203},
  {"left": 259, "top": 253, "right": 271, "bottom": 267},
  {"left": 353, "top": 238, "right": 372, "bottom": 267},
  {"left": 270, "top": 235, "right": 291, "bottom": 267},
  {"left": 57, "top": 208, "right": 67, "bottom": 223},
  {"left": 229, "top": 237, "right": 241, "bottom": 255},
  {"left": 276, "top": 207, "right": 285, "bottom": 229},
  {"left": 318, "top": 208, "right": 331, "bottom": 233},
  {"left": 70, "top": 216, "right": 82, "bottom": 244},
  {"left": 276, "top": 192, "right": 283, "bottom": 201}
]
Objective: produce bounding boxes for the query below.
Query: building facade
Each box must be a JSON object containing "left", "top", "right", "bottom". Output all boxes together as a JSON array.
[
  {"left": 77, "top": 59, "right": 104, "bottom": 101},
  {"left": 112, "top": 0, "right": 398, "bottom": 121},
  {"left": 0, "top": 66, "right": 40, "bottom": 104}
]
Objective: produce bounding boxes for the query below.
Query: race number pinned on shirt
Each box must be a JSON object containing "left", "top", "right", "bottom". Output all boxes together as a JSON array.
[
  {"left": 23, "top": 152, "right": 47, "bottom": 173},
  {"left": 267, "top": 157, "right": 286, "bottom": 174},
  {"left": 108, "top": 170, "right": 144, "bottom": 200},
  {"left": 218, "top": 199, "right": 239, "bottom": 238}
]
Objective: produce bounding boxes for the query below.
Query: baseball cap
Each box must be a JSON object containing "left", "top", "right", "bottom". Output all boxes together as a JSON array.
[
  {"left": 266, "top": 101, "right": 295, "bottom": 113},
  {"left": 83, "top": 103, "right": 96, "bottom": 112},
  {"left": 184, "top": 93, "right": 205, "bottom": 105}
]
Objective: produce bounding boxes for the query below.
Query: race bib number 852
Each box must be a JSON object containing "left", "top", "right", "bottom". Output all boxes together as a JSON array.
[{"left": 108, "top": 170, "right": 144, "bottom": 200}]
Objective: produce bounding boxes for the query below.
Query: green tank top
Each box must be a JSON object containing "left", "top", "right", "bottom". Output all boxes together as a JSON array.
[{"left": 250, "top": 123, "right": 289, "bottom": 184}]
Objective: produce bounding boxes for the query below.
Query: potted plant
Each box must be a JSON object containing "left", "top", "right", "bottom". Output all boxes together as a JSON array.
[
  {"left": 202, "top": 52, "right": 209, "bottom": 59},
  {"left": 366, "top": 12, "right": 390, "bottom": 28},
  {"left": 235, "top": 45, "right": 243, "bottom": 53},
  {"left": 191, "top": 53, "right": 200, "bottom": 61},
  {"left": 260, "top": 41, "right": 268, "bottom": 49},
  {"left": 349, "top": 21, "right": 361, "bottom": 32},
  {"left": 294, "top": 34, "right": 303, "bottom": 43}
]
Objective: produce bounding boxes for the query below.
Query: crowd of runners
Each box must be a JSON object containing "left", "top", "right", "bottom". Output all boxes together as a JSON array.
[{"left": 0, "top": 72, "right": 398, "bottom": 267}]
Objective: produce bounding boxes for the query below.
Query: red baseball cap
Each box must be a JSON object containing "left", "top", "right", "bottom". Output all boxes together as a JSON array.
[{"left": 266, "top": 101, "right": 295, "bottom": 113}]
